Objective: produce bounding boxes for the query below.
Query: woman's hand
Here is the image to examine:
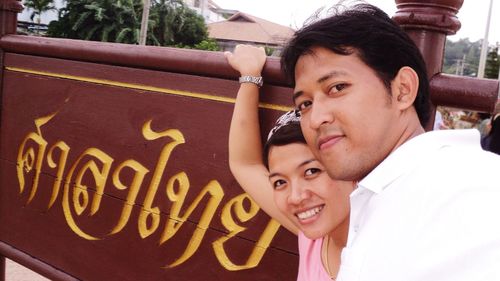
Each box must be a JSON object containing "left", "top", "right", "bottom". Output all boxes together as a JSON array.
[{"left": 224, "top": 44, "right": 267, "bottom": 76}]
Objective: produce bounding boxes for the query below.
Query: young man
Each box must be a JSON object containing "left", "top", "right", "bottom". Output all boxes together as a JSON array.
[{"left": 281, "top": 4, "right": 500, "bottom": 281}]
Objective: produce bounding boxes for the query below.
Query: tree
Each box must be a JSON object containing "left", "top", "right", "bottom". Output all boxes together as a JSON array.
[
  {"left": 171, "top": 7, "right": 208, "bottom": 46},
  {"left": 48, "top": 0, "right": 142, "bottom": 44},
  {"left": 443, "top": 38, "right": 481, "bottom": 76},
  {"left": 147, "top": 0, "right": 208, "bottom": 47},
  {"left": 464, "top": 43, "right": 480, "bottom": 76},
  {"left": 47, "top": 0, "right": 212, "bottom": 49},
  {"left": 23, "top": 0, "right": 57, "bottom": 25},
  {"left": 192, "top": 39, "right": 219, "bottom": 51},
  {"left": 485, "top": 47, "right": 499, "bottom": 79}
]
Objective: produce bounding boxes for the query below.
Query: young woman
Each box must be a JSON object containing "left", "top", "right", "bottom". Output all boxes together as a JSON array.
[{"left": 226, "top": 44, "right": 355, "bottom": 280}]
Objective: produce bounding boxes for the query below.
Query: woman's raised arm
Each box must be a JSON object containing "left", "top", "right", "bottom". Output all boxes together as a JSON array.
[{"left": 226, "top": 45, "right": 298, "bottom": 234}]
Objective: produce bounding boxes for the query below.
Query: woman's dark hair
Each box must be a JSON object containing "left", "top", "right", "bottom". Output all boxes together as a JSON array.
[
  {"left": 281, "top": 3, "right": 431, "bottom": 126},
  {"left": 263, "top": 122, "right": 306, "bottom": 168}
]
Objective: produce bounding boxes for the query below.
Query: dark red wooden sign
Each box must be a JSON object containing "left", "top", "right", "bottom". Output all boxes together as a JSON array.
[
  {"left": 0, "top": 50, "right": 297, "bottom": 280},
  {"left": 0, "top": 0, "right": 498, "bottom": 281},
  {"left": 0, "top": 2, "right": 299, "bottom": 279}
]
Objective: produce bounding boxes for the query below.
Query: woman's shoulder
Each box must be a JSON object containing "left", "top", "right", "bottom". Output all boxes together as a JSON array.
[{"left": 297, "top": 232, "right": 331, "bottom": 281}]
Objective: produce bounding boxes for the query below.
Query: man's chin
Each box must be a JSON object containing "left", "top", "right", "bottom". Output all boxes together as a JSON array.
[{"left": 324, "top": 161, "right": 363, "bottom": 182}]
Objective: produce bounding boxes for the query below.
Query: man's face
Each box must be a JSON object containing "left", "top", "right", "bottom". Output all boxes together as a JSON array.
[{"left": 293, "top": 47, "right": 402, "bottom": 181}]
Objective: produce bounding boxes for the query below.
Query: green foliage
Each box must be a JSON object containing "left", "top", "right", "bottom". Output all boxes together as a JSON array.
[
  {"left": 148, "top": 0, "right": 209, "bottom": 47},
  {"left": 485, "top": 47, "right": 499, "bottom": 79},
  {"left": 193, "top": 39, "right": 219, "bottom": 51},
  {"left": 442, "top": 38, "right": 480, "bottom": 76},
  {"left": 443, "top": 39, "right": 499, "bottom": 78},
  {"left": 23, "top": 0, "right": 57, "bottom": 24},
  {"left": 48, "top": 0, "right": 143, "bottom": 44},
  {"left": 264, "top": 46, "right": 275, "bottom": 56},
  {"left": 175, "top": 38, "right": 219, "bottom": 51},
  {"left": 47, "top": 0, "right": 211, "bottom": 48},
  {"left": 173, "top": 7, "right": 208, "bottom": 46}
]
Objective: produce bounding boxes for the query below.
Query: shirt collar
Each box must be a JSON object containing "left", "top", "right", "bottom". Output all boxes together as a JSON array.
[{"left": 358, "top": 129, "right": 480, "bottom": 194}]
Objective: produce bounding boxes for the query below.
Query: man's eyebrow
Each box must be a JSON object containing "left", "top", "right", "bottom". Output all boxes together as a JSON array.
[
  {"left": 292, "top": 70, "right": 348, "bottom": 103},
  {"left": 317, "top": 70, "right": 348, "bottom": 84},
  {"left": 268, "top": 172, "right": 279, "bottom": 178}
]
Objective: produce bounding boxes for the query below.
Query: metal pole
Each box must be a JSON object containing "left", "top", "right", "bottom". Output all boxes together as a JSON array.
[
  {"left": 460, "top": 54, "right": 466, "bottom": 76},
  {"left": 478, "top": 0, "right": 494, "bottom": 78},
  {"left": 498, "top": 45, "right": 500, "bottom": 79},
  {"left": 139, "top": 0, "right": 151, "bottom": 45},
  {"left": 497, "top": 43, "right": 500, "bottom": 99}
]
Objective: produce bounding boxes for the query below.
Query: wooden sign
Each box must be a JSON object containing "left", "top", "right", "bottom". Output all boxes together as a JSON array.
[{"left": 0, "top": 36, "right": 298, "bottom": 280}]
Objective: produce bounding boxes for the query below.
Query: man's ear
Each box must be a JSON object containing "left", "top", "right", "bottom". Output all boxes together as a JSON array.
[{"left": 392, "top": 66, "right": 419, "bottom": 110}]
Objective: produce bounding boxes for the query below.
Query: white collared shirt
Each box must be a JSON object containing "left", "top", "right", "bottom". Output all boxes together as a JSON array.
[{"left": 337, "top": 129, "right": 500, "bottom": 281}]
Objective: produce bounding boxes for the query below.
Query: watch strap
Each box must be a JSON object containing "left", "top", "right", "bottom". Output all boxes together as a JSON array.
[{"left": 239, "top": 75, "right": 263, "bottom": 87}]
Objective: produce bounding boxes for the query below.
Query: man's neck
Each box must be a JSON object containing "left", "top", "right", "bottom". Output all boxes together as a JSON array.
[{"left": 391, "top": 120, "right": 425, "bottom": 154}]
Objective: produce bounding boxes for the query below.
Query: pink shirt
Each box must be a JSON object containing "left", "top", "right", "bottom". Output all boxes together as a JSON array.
[{"left": 296, "top": 232, "right": 332, "bottom": 281}]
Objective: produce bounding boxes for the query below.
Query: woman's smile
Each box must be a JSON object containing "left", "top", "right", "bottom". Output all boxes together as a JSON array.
[{"left": 296, "top": 204, "right": 324, "bottom": 221}]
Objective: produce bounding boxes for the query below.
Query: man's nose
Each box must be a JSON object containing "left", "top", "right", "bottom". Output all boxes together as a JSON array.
[{"left": 309, "top": 96, "right": 334, "bottom": 129}]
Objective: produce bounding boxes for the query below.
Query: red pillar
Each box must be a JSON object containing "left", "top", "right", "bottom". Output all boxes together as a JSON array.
[
  {"left": 0, "top": 0, "right": 23, "bottom": 128},
  {"left": 393, "top": 0, "right": 464, "bottom": 130},
  {"left": 0, "top": 0, "right": 23, "bottom": 36},
  {"left": 0, "top": 0, "right": 23, "bottom": 281},
  {"left": 0, "top": 3, "right": 23, "bottom": 277}
]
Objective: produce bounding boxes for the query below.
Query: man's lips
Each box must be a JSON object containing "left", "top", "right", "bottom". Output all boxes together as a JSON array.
[{"left": 318, "top": 135, "right": 343, "bottom": 150}]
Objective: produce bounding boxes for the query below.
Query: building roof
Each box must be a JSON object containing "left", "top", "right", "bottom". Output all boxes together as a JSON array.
[
  {"left": 208, "top": 0, "right": 220, "bottom": 10},
  {"left": 208, "top": 12, "right": 295, "bottom": 45}
]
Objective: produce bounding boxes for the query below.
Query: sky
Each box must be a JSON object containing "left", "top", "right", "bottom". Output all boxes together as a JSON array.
[{"left": 214, "top": 0, "right": 500, "bottom": 45}]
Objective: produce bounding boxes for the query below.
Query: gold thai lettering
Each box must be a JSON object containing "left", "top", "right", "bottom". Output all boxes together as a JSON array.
[
  {"left": 62, "top": 148, "right": 114, "bottom": 240},
  {"left": 46, "top": 141, "right": 70, "bottom": 209},
  {"left": 16, "top": 112, "right": 57, "bottom": 203},
  {"left": 138, "top": 120, "right": 185, "bottom": 239},
  {"left": 213, "top": 194, "right": 282, "bottom": 270},
  {"left": 16, "top": 115, "right": 283, "bottom": 271},
  {"left": 110, "top": 159, "right": 149, "bottom": 235},
  {"left": 162, "top": 176, "right": 224, "bottom": 267}
]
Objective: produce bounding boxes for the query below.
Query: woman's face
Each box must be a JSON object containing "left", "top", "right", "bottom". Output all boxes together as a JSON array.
[{"left": 268, "top": 143, "right": 353, "bottom": 239}]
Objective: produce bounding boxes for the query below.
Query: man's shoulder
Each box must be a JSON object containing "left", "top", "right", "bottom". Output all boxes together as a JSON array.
[{"left": 414, "top": 129, "right": 498, "bottom": 170}]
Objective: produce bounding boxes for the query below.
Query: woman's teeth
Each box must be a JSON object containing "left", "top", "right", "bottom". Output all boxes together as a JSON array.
[{"left": 296, "top": 206, "right": 323, "bottom": 220}]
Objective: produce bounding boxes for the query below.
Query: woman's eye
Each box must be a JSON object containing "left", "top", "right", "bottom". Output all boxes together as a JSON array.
[
  {"left": 305, "top": 168, "right": 321, "bottom": 176},
  {"left": 272, "top": 179, "right": 287, "bottom": 190}
]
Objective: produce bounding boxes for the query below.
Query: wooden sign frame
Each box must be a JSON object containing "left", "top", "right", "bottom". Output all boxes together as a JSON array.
[{"left": 0, "top": 0, "right": 498, "bottom": 280}]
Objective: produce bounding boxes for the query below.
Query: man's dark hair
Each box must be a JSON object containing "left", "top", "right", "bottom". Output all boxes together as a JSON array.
[
  {"left": 485, "top": 115, "right": 500, "bottom": 155},
  {"left": 281, "top": 3, "right": 431, "bottom": 126},
  {"left": 263, "top": 122, "right": 306, "bottom": 168}
]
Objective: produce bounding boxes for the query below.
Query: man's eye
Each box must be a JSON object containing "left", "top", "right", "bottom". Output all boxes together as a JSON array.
[
  {"left": 329, "top": 83, "right": 348, "bottom": 95},
  {"left": 295, "top": 100, "right": 312, "bottom": 115},
  {"left": 272, "top": 179, "right": 287, "bottom": 190},
  {"left": 305, "top": 168, "right": 321, "bottom": 176}
]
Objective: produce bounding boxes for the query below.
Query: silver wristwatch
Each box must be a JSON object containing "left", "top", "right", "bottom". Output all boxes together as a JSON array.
[{"left": 239, "top": 76, "right": 263, "bottom": 87}]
